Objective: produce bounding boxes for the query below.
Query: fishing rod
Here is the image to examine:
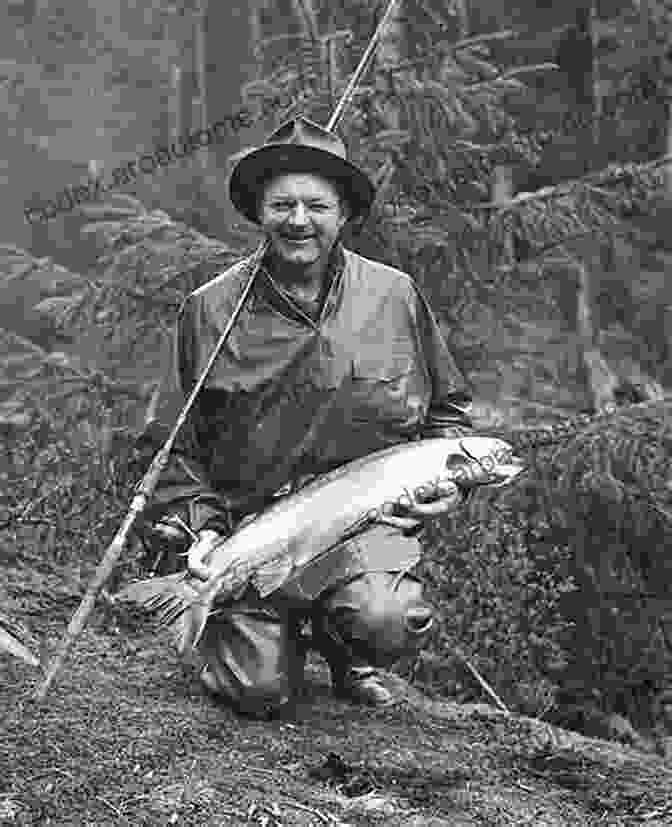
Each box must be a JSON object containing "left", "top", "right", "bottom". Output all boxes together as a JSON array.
[{"left": 35, "top": 0, "right": 402, "bottom": 702}]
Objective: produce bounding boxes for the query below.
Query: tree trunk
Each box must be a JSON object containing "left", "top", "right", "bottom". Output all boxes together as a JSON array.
[
  {"left": 573, "top": 3, "right": 617, "bottom": 412},
  {"left": 636, "top": 2, "right": 672, "bottom": 193},
  {"left": 167, "top": 64, "right": 182, "bottom": 142},
  {"left": 248, "top": 0, "right": 263, "bottom": 78},
  {"left": 589, "top": 0, "right": 602, "bottom": 157},
  {"left": 326, "top": 35, "right": 339, "bottom": 106},
  {"left": 292, "top": 0, "right": 319, "bottom": 42},
  {"left": 160, "top": 5, "right": 186, "bottom": 144},
  {"left": 574, "top": 255, "right": 619, "bottom": 412},
  {"left": 192, "top": 0, "right": 209, "bottom": 170},
  {"left": 375, "top": 0, "right": 405, "bottom": 142},
  {"left": 666, "top": 101, "right": 672, "bottom": 194},
  {"left": 376, "top": 0, "right": 405, "bottom": 75},
  {"left": 341, "top": 0, "right": 405, "bottom": 262},
  {"left": 454, "top": 0, "right": 469, "bottom": 40},
  {"left": 491, "top": 160, "right": 514, "bottom": 266}
]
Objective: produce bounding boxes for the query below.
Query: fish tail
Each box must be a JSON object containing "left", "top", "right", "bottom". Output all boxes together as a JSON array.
[
  {"left": 174, "top": 598, "right": 212, "bottom": 654},
  {"left": 117, "top": 573, "right": 216, "bottom": 654},
  {"left": 116, "top": 573, "right": 197, "bottom": 628}
]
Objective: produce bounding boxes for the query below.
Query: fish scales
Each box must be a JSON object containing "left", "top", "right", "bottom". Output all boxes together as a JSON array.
[
  {"left": 119, "top": 437, "right": 523, "bottom": 653},
  {"left": 181, "top": 436, "right": 523, "bottom": 649},
  {"left": 208, "top": 441, "right": 461, "bottom": 580}
]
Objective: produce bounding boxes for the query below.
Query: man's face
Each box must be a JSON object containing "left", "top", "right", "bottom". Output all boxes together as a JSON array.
[{"left": 259, "top": 173, "right": 349, "bottom": 273}]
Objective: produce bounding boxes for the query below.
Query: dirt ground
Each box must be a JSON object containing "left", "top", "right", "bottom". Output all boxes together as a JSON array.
[{"left": 2, "top": 578, "right": 672, "bottom": 827}]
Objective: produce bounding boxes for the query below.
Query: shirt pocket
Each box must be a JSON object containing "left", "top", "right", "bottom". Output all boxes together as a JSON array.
[{"left": 348, "top": 355, "right": 420, "bottom": 425}]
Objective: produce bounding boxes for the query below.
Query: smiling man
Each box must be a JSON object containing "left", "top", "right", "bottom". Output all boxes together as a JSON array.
[
  {"left": 262, "top": 172, "right": 345, "bottom": 270},
  {"left": 146, "top": 116, "right": 473, "bottom": 718}
]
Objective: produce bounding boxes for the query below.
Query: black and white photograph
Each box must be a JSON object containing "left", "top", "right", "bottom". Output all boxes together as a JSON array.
[{"left": 1, "top": 1, "right": 671, "bottom": 824}]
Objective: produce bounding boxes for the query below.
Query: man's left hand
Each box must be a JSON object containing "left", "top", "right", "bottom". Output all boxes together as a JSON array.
[
  {"left": 376, "top": 479, "right": 463, "bottom": 532},
  {"left": 396, "top": 479, "right": 463, "bottom": 519}
]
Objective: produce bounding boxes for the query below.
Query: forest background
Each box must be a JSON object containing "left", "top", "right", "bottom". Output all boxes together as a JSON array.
[{"left": 1, "top": 0, "right": 672, "bottom": 756}]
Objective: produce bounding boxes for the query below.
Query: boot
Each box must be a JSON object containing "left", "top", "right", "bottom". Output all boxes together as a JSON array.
[
  {"left": 329, "top": 659, "right": 396, "bottom": 707},
  {"left": 311, "top": 616, "right": 397, "bottom": 707}
]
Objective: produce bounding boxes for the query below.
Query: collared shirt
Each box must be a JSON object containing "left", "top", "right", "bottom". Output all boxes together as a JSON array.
[
  {"left": 164, "top": 244, "right": 471, "bottom": 527},
  {"left": 255, "top": 243, "right": 343, "bottom": 324}
]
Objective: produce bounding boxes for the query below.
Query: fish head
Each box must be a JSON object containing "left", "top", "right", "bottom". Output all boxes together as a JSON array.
[{"left": 442, "top": 436, "right": 525, "bottom": 489}]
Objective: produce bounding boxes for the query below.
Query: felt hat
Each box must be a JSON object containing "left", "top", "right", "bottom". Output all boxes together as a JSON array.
[{"left": 228, "top": 115, "right": 375, "bottom": 224}]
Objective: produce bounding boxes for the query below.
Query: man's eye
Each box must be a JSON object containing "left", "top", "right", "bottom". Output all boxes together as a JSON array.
[{"left": 266, "top": 201, "right": 333, "bottom": 212}]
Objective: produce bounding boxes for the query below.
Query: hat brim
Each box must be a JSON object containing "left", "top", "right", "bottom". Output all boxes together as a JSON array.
[{"left": 229, "top": 144, "right": 375, "bottom": 225}]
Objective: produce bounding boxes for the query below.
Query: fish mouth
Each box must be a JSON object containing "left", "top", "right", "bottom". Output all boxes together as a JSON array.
[{"left": 486, "top": 460, "right": 526, "bottom": 486}]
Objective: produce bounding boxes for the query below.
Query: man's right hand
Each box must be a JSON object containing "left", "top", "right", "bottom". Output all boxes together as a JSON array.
[
  {"left": 187, "top": 529, "right": 223, "bottom": 581},
  {"left": 153, "top": 514, "right": 194, "bottom": 544}
]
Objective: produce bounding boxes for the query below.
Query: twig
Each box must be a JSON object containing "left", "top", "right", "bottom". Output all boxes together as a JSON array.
[
  {"left": 218, "top": 805, "right": 249, "bottom": 818},
  {"left": 171, "top": 515, "right": 200, "bottom": 542},
  {"left": 457, "top": 653, "right": 511, "bottom": 714},
  {"left": 282, "top": 799, "right": 336, "bottom": 824},
  {"left": 98, "top": 795, "right": 129, "bottom": 822},
  {"left": 453, "top": 30, "right": 517, "bottom": 50},
  {"left": 465, "top": 63, "right": 559, "bottom": 93},
  {"left": 0, "top": 327, "right": 145, "bottom": 400},
  {"left": 177, "top": 757, "right": 199, "bottom": 809},
  {"left": 143, "top": 379, "right": 163, "bottom": 426},
  {"left": 468, "top": 152, "right": 672, "bottom": 212}
]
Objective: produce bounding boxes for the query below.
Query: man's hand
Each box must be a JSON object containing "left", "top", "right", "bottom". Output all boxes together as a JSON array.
[
  {"left": 376, "top": 479, "right": 463, "bottom": 532},
  {"left": 397, "top": 478, "right": 463, "bottom": 518},
  {"left": 187, "top": 529, "right": 224, "bottom": 580}
]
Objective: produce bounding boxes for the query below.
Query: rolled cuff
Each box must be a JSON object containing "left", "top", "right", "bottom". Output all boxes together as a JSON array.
[{"left": 421, "top": 402, "right": 473, "bottom": 437}]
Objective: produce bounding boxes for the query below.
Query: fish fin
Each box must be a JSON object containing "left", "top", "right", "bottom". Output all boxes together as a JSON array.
[
  {"left": 252, "top": 516, "right": 376, "bottom": 599},
  {"left": 0, "top": 626, "right": 40, "bottom": 667},
  {"left": 174, "top": 599, "right": 212, "bottom": 653},
  {"left": 339, "top": 512, "right": 376, "bottom": 542},
  {"left": 253, "top": 556, "right": 295, "bottom": 598},
  {"left": 117, "top": 573, "right": 215, "bottom": 652},
  {"left": 117, "top": 572, "right": 184, "bottom": 601},
  {"left": 116, "top": 573, "right": 200, "bottom": 631}
]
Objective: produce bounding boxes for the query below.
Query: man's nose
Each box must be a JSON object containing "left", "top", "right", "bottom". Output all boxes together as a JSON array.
[{"left": 287, "top": 202, "right": 309, "bottom": 225}]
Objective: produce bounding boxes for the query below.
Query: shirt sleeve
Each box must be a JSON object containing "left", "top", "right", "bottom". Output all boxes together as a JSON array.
[
  {"left": 146, "top": 294, "right": 233, "bottom": 535},
  {"left": 412, "top": 283, "right": 473, "bottom": 434}
]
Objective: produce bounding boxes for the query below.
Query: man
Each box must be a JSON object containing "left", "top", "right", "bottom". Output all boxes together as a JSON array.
[{"left": 147, "top": 116, "right": 472, "bottom": 718}]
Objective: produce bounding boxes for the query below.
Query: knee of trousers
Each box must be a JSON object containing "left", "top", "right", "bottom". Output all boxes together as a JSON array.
[
  {"left": 196, "top": 606, "right": 304, "bottom": 716},
  {"left": 317, "top": 572, "right": 435, "bottom": 667}
]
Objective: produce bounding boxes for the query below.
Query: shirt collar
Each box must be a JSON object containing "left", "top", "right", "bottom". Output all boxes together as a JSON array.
[{"left": 255, "top": 242, "right": 346, "bottom": 324}]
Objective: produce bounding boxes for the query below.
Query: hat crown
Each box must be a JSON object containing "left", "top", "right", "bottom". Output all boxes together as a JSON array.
[{"left": 266, "top": 116, "right": 347, "bottom": 162}]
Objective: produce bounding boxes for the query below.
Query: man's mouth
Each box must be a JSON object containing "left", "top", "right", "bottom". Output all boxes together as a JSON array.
[{"left": 281, "top": 235, "right": 315, "bottom": 244}]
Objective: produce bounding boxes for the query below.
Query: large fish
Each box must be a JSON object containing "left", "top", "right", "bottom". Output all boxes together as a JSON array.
[{"left": 120, "top": 436, "right": 524, "bottom": 653}]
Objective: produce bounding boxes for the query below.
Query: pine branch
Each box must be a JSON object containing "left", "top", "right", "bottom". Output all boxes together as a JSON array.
[
  {"left": 469, "top": 152, "right": 672, "bottom": 213},
  {"left": 0, "top": 328, "right": 146, "bottom": 407},
  {"left": 464, "top": 62, "right": 559, "bottom": 93}
]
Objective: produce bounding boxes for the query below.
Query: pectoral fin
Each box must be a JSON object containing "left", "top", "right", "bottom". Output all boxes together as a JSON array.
[
  {"left": 253, "top": 555, "right": 295, "bottom": 598},
  {"left": 174, "top": 598, "right": 212, "bottom": 653}
]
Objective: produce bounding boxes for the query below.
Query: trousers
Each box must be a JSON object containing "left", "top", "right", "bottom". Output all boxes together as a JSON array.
[{"left": 188, "top": 523, "right": 435, "bottom": 716}]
